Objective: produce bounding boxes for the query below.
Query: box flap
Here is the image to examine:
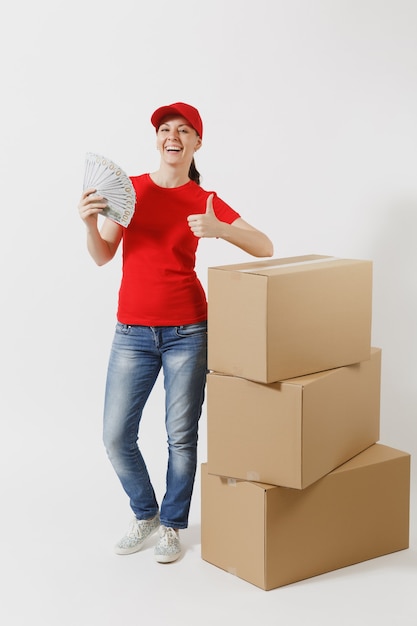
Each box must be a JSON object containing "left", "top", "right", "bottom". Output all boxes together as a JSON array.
[
  {"left": 209, "top": 255, "right": 330, "bottom": 275},
  {"left": 209, "top": 255, "right": 372, "bottom": 277}
]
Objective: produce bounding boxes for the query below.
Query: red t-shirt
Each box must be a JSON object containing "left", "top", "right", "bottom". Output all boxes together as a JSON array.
[{"left": 117, "top": 174, "right": 240, "bottom": 325}]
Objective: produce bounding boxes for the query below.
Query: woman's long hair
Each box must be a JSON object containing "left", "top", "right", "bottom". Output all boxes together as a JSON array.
[{"left": 188, "top": 158, "right": 201, "bottom": 185}]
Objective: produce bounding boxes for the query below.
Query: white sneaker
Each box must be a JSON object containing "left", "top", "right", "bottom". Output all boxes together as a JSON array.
[
  {"left": 154, "top": 525, "right": 181, "bottom": 563},
  {"left": 114, "top": 513, "right": 160, "bottom": 555}
]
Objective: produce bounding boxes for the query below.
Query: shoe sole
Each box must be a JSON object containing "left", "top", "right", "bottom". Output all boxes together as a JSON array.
[{"left": 154, "top": 551, "right": 181, "bottom": 563}]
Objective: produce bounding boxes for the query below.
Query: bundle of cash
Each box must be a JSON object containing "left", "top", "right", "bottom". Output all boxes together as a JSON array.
[{"left": 83, "top": 152, "right": 136, "bottom": 227}]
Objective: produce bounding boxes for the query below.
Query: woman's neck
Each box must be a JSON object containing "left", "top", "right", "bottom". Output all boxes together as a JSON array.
[{"left": 150, "top": 164, "right": 190, "bottom": 188}]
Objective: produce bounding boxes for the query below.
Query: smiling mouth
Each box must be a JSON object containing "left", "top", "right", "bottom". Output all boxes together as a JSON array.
[{"left": 165, "top": 145, "right": 182, "bottom": 153}]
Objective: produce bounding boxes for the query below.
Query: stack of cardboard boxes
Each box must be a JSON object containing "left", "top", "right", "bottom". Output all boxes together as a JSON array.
[{"left": 201, "top": 255, "right": 410, "bottom": 590}]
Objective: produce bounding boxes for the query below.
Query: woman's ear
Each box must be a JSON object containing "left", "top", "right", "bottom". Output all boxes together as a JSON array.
[{"left": 194, "top": 137, "right": 202, "bottom": 152}]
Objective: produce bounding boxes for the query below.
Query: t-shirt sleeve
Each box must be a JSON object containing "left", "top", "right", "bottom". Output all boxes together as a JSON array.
[{"left": 211, "top": 192, "right": 241, "bottom": 224}]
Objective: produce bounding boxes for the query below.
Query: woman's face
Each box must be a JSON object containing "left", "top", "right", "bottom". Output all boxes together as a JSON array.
[{"left": 156, "top": 115, "right": 202, "bottom": 167}]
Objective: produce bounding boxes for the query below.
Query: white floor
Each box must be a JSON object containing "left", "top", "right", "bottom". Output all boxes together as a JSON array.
[{"left": 1, "top": 418, "right": 416, "bottom": 626}]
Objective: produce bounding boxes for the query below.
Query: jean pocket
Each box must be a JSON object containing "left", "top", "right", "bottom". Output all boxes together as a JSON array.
[
  {"left": 116, "top": 322, "right": 131, "bottom": 335},
  {"left": 176, "top": 321, "right": 207, "bottom": 338}
]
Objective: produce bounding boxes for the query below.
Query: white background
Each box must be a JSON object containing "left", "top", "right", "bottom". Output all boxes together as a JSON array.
[{"left": 1, "top": 1, "right": 416, "bottom": 624}]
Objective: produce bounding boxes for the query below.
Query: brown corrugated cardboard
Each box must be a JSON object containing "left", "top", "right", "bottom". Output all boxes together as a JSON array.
[
  {"left": 201, "top": 444, "right": 410, "bottom": 590},
  {"left": 208, "top": 255, "right": 373, "bottom": 383},
  {"left": 207, "top": 348, "right": 381, "bottom": 489}
]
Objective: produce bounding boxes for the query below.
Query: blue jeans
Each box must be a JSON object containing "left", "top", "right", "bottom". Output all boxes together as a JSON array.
[{"left": 103, "top": 321, "right": 207, "bottom": 529}]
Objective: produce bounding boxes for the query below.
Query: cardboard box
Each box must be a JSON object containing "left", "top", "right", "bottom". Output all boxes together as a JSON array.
[
  {"left": 207, "top": 348, "right": 381, "bottom": 489},
  {"left": 201, "top": 444, "right": 410, "bottom": 590},
  {"left": 208, "top": 255, "right": 373, "bottom": 383}
]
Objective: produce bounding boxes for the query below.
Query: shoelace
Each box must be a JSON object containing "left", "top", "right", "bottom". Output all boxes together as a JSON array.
[
  {"left": 127, "top": 518, "right": 146, "bottom": 539},
  {"left": 160, "top": 527, "right": 178, "bottom": 543}
]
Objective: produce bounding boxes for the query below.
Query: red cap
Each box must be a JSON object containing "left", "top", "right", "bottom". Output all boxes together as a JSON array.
[{"left": 151, "top": 102, "right": 203, "bottom": 138}]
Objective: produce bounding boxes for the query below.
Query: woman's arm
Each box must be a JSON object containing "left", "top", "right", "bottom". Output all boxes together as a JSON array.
[
  {"left": 78, "top": 189, "right": 123, "bottom": 265},
  {"left": 187, "top": 194, "right": 274, "bottom": 258},
  {"left": 216, "top": 216, "right": 274, "bottom": 258}
]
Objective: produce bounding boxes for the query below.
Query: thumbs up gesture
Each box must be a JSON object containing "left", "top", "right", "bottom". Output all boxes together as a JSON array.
[{"left": 187, "top": 193, "right": 221, "bottom": 238}]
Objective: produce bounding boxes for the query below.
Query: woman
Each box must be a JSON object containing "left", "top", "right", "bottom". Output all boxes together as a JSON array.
[{"left": 78, "top": 102, "right": 273, "bottom": 563}]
